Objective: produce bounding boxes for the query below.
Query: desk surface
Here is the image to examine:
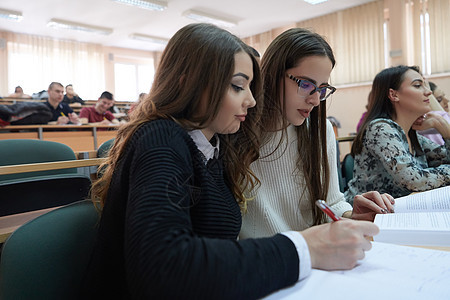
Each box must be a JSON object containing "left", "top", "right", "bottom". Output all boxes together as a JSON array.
[
  {"left": 0, "top": 124, "right": 118, "bottom": 152},
  {"left": 336, "top": 135, "right": 356, "bottom": 142},
  {"left": 0, "top": 98, "right": 133, "bottom": 106},
  {"left": 0, "top": 158, "right": 104, "bottom": 243},
  {"left": 0, "top": 124, "right": 120, "bottom": 130},
  {"left": 0, "top": 158, "right": 105, "bottom": 175},
  {"left": 408, "top": 245, "right": 450, "bottom": 251},
  {"left": 0, "top": 207, "right": 61, "bottom": 243}
]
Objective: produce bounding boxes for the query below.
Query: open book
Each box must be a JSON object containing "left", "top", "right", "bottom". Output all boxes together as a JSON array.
[{"left": 373, "top": 186, "right": 450, "bottom": 246}]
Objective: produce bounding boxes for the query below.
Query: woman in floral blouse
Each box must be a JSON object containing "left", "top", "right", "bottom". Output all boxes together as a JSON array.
[{"left": 345, "top": 65, "right": 450, "bottom": 202}]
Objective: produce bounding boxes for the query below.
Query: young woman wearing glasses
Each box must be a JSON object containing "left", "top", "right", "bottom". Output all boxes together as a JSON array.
[{"left": 240, "top": 28, "right": 393, "bottom": 241}]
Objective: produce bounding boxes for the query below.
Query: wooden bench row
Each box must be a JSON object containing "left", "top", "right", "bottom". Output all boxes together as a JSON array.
[
  {"left": 0, "top": 158, "right": 106, "bottom": 243},
  {"left": 0, "top": 124, "right": 119, "bottom": 152}
]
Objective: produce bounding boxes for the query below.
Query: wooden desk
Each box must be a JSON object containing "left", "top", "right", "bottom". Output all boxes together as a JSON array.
[
  {"left": 408, "top": 245, "right": 450, "bottom": 252},
  {"left": 0, "top": 158, "right": 104, "bottom": 243},
  {"left": 336, "top": 135, "right": 356, "bottom": 142},
  {"left": 0, "top": 207, "right": 61, "bottom": 243},
  {"left": 0, "top": 98, "right": 44, "bottom": 104},
  {"left": 0, "top": 158, "right": 105, "bottom": 175},
  {"left": 368, "top": 236, "right": 449, "bottom": 252},
  {"left": 75, "top": 150, "right": 99, "bottom": 159},
  {"left": 0, "top": 124, "right": 119, "bottom": 152}
]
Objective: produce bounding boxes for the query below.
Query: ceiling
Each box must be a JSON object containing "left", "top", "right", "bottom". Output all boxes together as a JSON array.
[{"left": 0, "top": 0, "right": 374, "bottom": 52}]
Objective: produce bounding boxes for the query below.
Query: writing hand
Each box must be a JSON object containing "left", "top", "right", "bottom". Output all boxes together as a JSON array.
[
  {"left": 301, "top": 220, "right": 379, "bottom": 270},
  {"left": 100, "top": 119, "right": 112, "bottom": 125},
  {"left": 68, "top": 113, "right": 80, "bottom": 124},
  {"left": 57, "top": 116, "right": 70, "bottom": 124}
]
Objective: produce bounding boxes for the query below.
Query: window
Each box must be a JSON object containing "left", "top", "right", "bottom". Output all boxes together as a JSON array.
[
  {"left": 296, "top": 0, "right": 385, "bottom": 85},
  {"left": 7, "top": 33, "right": 105, "bottom": 99},
  {"left": 409, "top": 0, "right": 450, "bottom": 75},
  {"left": 420, "top": 12, "right": 431, "bottom": 75},
  {"left": 114, "top": 62, "right": 154, "bottom": 101}
]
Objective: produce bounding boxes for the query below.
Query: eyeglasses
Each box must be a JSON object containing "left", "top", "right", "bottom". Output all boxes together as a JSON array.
[{"left": 287, "top": 74, "right": 336, "bottom": 101}]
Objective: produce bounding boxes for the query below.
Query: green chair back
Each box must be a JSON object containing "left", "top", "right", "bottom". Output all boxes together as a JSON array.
[
  {"left": 97, "top": 138, "right": 115, "bottom": 158},
  {"left": 341, "top": 153, "right": 355, "bottom": 191},
  {"left": 0, "top": 200, "right": 99, "bottom": 300},
  {"left": 0, "top": 139, "right": 77, "bottom": 181},
  {"left": 0, "top": 174, "right": 91, "bottom": 216}
]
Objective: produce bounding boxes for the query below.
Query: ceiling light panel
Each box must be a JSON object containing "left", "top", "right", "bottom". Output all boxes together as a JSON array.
[
  {"left": 303, "top": 0, "right": 328, "bottom": 4},
  {"left": 47, "top": 19, "right": 113, "bottom": 35},
  {"left": 0, "top": 8, "right": 23, "bottom": 22},
  {"left": 129, "top": 33, "right": 168, "bottom": 45},
  {"left": 182, "top": 10, "right": 237, "bottom": 28},
  {"left": 111, "top": 0, "right": 167, "bottom": 11}
]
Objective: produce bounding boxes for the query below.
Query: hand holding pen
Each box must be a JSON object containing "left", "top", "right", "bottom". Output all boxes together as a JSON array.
[
  {"left": 57, "top": 112, "right": 70, "bottom": 125},
  {"left": 298, "top": 199, "right": 379, "bottom": 270},
  {"left": 315, "top": 200, "right": 341, "bottom": 221}
]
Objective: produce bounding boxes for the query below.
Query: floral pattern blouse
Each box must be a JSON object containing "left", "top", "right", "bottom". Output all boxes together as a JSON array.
[{"left": 345, "top": 118, "right": 450, "bottom": 202}]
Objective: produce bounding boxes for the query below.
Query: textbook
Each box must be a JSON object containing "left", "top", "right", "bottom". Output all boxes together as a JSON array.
[{"left": 373, "top": 186, "right": 450, "bottom": 246}]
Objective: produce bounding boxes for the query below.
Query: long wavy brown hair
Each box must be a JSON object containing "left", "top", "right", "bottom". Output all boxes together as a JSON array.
[
  {"left": 259, "top": 28, "right": 336, "bottom": 225},
  {"left": 92, "top": 23, "right": 263, "bottom": 210}
]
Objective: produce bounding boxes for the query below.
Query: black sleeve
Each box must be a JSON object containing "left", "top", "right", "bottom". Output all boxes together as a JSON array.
[
  {"left": 63, "top": 103, "right": 74, "bottom": 114},
  {"left": 124, "top": 137, "right": 299, "bottom": 299}
]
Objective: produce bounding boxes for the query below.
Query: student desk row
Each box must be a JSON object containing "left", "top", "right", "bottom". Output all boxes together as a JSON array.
[
  {"left": 0, "top": 98, "right": 132, "bottom": 116},
  {"left": 336, "top": 135, "right": 356, "bottom": 142},
  {"left": 0, "top": 158, "right": 105, "bottom": 243},
  {"left": 0, "top": 98, "right": 132, "bottom": 105},
  {"left": 0, "top": 124, "right": 119, "bottom": 152}
]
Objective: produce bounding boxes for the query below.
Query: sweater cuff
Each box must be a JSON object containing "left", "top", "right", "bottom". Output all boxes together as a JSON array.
[{"left": 280, "top": 231, "right": 311, "bottom": 281}]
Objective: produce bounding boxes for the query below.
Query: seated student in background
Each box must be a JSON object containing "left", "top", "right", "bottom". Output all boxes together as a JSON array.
[
  {"left": 345, "top": 65, "right": 450, "bottom": 202},
  {"left": 45, "top": 82, "right": 80, "bottom": 125},
  {"left": 417, "top": 81, "right": 450, "bottom": 145},
  {"left": 8, "top": 86, "right": 32, "bottom": 99},
  {"left": 107, "top": 97, "right": 121, "bottom": 115},
  {"left": 81, "top": 23, "right": 379, "bottom": 299},
  {"left": 356, "top": 92, "right": 372, "bottom": 132},
  {"left": 430, "top": 81, "right": 449, "bottom": 112},
  {"left": 127, "top": 92, "right": 147, "bottom": 116},
  {"left": 62, "top": 84, "right": 84, "bottom": 106},
  {"left": 240, "top": 28, "right": 393, "bottom": 242},
  {"left": 79, "top": 91, "right": 118, "bottom": 125}
]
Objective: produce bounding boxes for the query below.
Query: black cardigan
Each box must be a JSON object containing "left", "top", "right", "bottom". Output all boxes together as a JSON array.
[{"left": 82, "top": 119, "right": 299, "bottom": 299}]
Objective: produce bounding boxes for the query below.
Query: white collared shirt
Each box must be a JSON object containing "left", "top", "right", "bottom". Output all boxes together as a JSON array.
[{"left": 188, "top": 129, "right": 220, "bottom": 164}]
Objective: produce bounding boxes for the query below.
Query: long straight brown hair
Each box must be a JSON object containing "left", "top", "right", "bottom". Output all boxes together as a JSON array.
[
  {"left": 92, "top": 23, "right": 263, "bottom": 210},
  {"left": 260, "top": 28, "right": 336, "bottom": 225}
]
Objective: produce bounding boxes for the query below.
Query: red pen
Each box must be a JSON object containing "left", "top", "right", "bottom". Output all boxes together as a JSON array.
[{"left": 315, "top": 200, "right": 342, "bottom": 221}]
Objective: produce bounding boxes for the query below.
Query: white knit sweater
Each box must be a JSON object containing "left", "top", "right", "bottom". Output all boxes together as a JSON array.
[{"left": 240, "top": 120, "right": 352, "bottom": 239}]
